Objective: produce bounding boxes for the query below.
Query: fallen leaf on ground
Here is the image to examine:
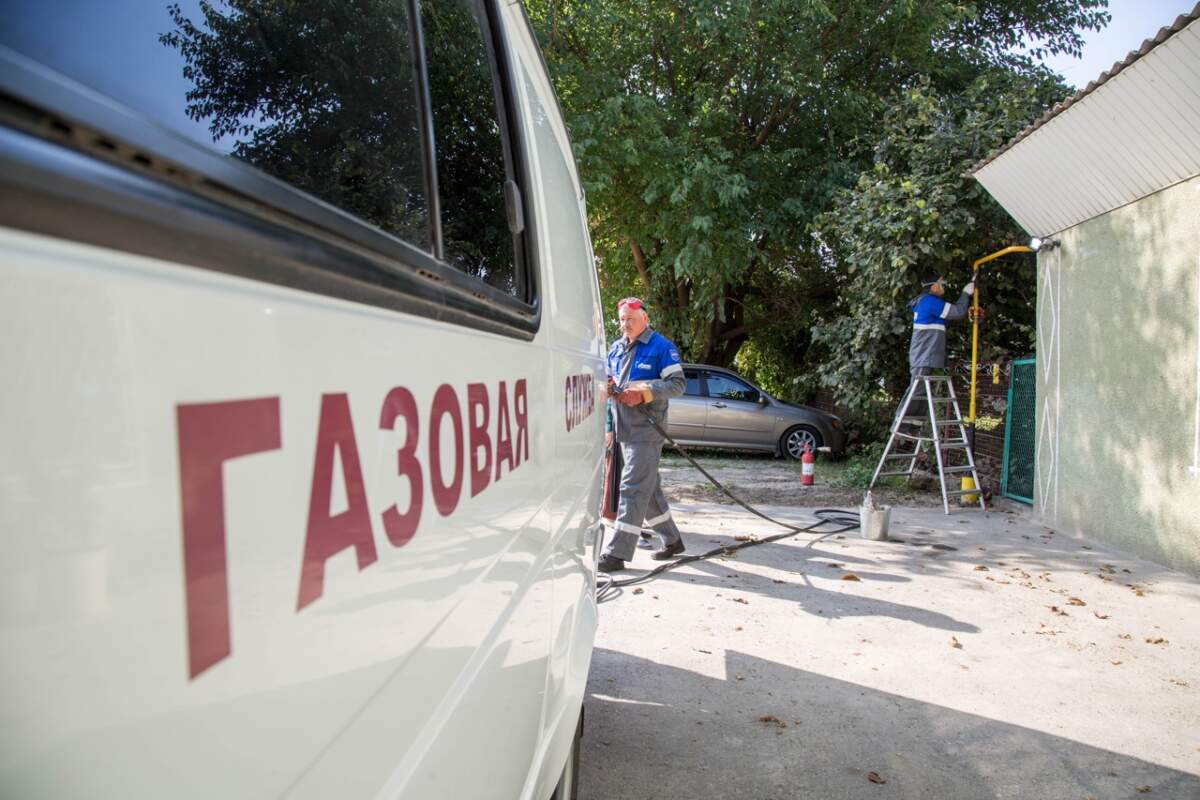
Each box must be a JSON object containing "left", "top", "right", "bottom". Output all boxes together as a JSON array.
[
  {"left": 1145, "top": 637, "right": 1168, "bottom": 645},
  {"left": 1136, "top": 786, "right": 1151, "bottom": 793},
  {"left": 1170, "top": 678, "right": 1189, "bottom": 687},
  {"left": 1094, "top": 612, "right": 1110, "bottom": 620},
  {"left": 867, "top": 772, "right": 887, "bottom": 785},
  {"left": 1067, "top": 597, "right": 1086, "bottom": 606},
  {"left": 1048, "top": 605, "right": 1068, "bottom": 616},
  {"left": 735, "top": 625, "right": 743, "bottom": 631},
  {"left": 736, "top": 673, "right": 745, "bottom": 681},
  {"left": 1110, "top": 660, "right": 1123, "bottom": 665},
  {"left": 758, "top": 715, "right": 787, "bottom": 728},
  {"left": 733, "top": 535, "right": 756, "bottom": 542},
  {"left": 826, "top": 562, "right": 843, "bottom": 569},
  {"left": 695, "top": 648, "right": 712, "bottom": 654},
  {"left": 731, "top": 597, "right": 749, "bottom": 604},
  {"left": 841, "top": 573, "right": 861, "bottom": 582},
  {"left": 632, "top": 588, "right": 644, "bottom": 595},
  {"left": 771, "top": 579, "right": 786, "bottom": 584},
  {"left": 950, "top": 636, "right": 963, "bottom": 649},
  {"left": 974, "top": 565, "right": 989, "bottom": 571}
]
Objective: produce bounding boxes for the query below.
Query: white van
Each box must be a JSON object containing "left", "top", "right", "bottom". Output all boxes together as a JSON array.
[{"left": 0, "top": 1, "right": 604, "bottom": 797}]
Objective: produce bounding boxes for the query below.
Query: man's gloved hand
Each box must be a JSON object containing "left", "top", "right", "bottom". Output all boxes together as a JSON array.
[
  {"left": 606, "top": 377, "right": 619, "bottom": 398},
  {"left": 963, "top": 281, "right": 975, "bottom": 296},
  {"left": 617, "top": 388, "right": 645, "bottom": 406}
]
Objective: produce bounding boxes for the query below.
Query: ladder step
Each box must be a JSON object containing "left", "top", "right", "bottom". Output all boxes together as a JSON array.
[
  {"left": 876, "top": 470, "right": 912, "bottom": 477},
  {"left": 940, "top": 441, "right": 969, "bottom": 449},
  {"left": 884, "top": 451, "right": 919, "bottom": 460},
  {"left": 893, "top": 432, "right": 931, "bottom": 441},
  {"left": 941, "top": 465, "right": 976, "bottom": 474},
  {"left": 945, "top": 488, "right": 983, "bottom": 497}
]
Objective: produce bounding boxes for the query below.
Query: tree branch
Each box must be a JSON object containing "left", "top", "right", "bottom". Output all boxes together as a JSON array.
[{"left": 628, "top": 238, "right": 652, "bottom": 289}]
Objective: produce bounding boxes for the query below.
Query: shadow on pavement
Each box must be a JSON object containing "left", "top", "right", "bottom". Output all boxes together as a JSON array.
[{"left": 581, "top": 646, "right": 1200, "bottom": 800}]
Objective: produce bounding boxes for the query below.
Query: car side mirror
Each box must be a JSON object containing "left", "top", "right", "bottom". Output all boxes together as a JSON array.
[{"left": 756, "top": 394, "right": 768, "bottom": 407}]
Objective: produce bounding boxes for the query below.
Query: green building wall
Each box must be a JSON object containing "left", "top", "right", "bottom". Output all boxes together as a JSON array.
[{"left": 1035, "top": 174, "right": 1200, "bottom": 574}]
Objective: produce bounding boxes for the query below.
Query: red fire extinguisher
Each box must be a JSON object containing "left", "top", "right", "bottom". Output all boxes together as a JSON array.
[{"left": 801, "top": 445, "right": 815, "bottom": 487}]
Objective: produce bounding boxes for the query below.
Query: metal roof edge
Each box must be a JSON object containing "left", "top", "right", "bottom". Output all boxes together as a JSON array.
[{"left": 969, "top": 2, "right": 1200, "bottom": 176}]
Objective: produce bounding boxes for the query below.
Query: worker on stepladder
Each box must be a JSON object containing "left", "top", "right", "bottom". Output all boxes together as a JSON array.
[
  {"left": 907, "top": 272, "right": 974, "bottom": 415},
  {"left": 598, "top": 297, "right": 688, "bottom": 573}
]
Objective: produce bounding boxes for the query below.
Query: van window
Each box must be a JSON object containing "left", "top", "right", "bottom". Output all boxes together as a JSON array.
[
  {"left": 422, "top": 0, "right": 519, "bottom": 295},
  {"left": 2, "top": 1, "right": 431, "bottom": 249}
]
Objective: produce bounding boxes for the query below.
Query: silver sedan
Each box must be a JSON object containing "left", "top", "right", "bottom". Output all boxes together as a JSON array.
[{"left": 664, "top": 364, "right": 845, "bottom": 458}]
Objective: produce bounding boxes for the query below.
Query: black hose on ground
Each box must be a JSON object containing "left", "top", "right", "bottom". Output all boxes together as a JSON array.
[{"left": 596, "top": 405, "right": 860, "bottom": 603}]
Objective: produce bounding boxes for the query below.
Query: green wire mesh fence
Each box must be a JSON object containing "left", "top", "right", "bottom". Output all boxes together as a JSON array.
[{"left": 1002, "top": 357, "right": 1036, "bottom": 503}]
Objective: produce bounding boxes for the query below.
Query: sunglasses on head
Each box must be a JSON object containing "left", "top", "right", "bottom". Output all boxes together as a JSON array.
[{"left": 617, "top": 297, "right": 644, "bottom": 311}]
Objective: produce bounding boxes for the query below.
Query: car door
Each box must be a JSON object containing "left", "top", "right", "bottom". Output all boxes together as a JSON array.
[
  {"left": 703, "top": 371, "right": 777, "bottom": 447},
  {"left": 665, "top": 368, "right": 709, "bottom": 442}
]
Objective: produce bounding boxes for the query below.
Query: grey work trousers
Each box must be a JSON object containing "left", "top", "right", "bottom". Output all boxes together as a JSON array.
[
  {"left": 603, "top": 439, "right": 682, "bottom": 561},
  {"left": 905, "top": 366, "right": 935, "bottom": 419}
]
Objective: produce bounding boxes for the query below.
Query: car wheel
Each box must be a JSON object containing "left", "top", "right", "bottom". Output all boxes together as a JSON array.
[
  {"left": 781, "top": 425, "right": 822, "bottom": 460},
  {"left": 550, "top": 708, "right": 583, "bottom": 800}
]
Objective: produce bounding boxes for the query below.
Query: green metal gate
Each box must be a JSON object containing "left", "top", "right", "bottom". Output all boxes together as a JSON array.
[{"left": 1001, "top": 357, "right": 1036, "bottom": 503}]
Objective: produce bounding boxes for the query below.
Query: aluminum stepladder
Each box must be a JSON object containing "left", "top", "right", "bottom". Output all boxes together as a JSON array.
[{"left": 869, "top": 374, "right": 986, "bottom": 514}]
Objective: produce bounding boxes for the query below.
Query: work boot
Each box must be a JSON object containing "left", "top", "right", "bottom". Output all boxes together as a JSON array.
[
  {"left": 636, "top": 533, "right": 656, "bottom": 550},
  {"left": 651, "top": 539, "right": 686, "bottom": 561},
  {"left": 597, "top": 555, "right": 626, "bottom": 573}
]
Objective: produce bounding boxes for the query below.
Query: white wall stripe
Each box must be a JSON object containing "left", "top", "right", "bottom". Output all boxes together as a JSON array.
[{"left": 1191, "top": 243, "right": 1200, "bottom": 476}]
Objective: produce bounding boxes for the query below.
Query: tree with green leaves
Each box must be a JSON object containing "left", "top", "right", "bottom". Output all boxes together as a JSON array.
[
  {"left": 526, "top": 0, "right": 1106, "bottom": 375},
  {"left": 810, "top": 69, "right": 1067, "bottom": 429}
]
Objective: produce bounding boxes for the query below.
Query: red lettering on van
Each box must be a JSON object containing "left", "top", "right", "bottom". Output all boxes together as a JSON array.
[
  {"left": 429, "top": 384, "right": 464, "bottom": 516},
  {"left": 494, "top": 380, "right": 514, "bottom": 480},
  {"left": 564, "top": 373, "right": 595, "bottom": 432},
  {"left": 467, "top": 383, "right": 492, "bottom": 498},
  {"left": 175, "top": 378, "right": 535, "bottom": 677},
  {"left": 297, "top": 394, "right": 378, "bottom": 611},
  {"left": 515, "top": 379, "right": 529, "bottom": 466},
  {"left": 176, "top": 397, "right": 281, "bottom": 679},
  {"left": 379, "top": 387, "right": 422, "bottom": 547}
]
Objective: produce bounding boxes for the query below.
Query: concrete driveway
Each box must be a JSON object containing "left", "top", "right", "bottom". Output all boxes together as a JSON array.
[{"left": 581, "top": 499, "right": 1200, "bottom": 799}]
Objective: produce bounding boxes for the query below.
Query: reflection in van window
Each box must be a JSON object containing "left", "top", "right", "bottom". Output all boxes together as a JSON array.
[
  {"left": 2, "top": 1, "right": 430, "bottom": 249},
  {"left": 421, "top": 0, "right": 518, "bottom": 295},
  {"left": 161, "top": 1, "right": 430, "bottom": 247}
]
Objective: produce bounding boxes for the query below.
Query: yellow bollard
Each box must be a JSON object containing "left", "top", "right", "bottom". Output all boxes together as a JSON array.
[{"left": 960, "top": 476, "right": 978, "bottom": 504}]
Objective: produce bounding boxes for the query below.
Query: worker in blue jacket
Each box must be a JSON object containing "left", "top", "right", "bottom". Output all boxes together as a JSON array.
[
  {"left": 599, "top": 297, "right": 687, "bottom": 573},
  {"left": 907, "top": 272, "right": 974, "bottom": 413}
]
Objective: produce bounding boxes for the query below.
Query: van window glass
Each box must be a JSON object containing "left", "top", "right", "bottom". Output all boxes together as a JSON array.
[
  {"left": 706, "top": 373, "right": 759, "bottom": 403},
  {"left": 2, "top": 0, "right": 430, "bottom": 248},
  {"left": 420, "top": 0, "right": 518, "bottom": 295},
  {"left": 684, "top": 371, "right": 702, "bottom": 396}
]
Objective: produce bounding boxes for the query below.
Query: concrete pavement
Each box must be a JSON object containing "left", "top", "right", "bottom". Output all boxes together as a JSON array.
[{"left": 581, "top": 502, "right": 1200, "bottom": 799}]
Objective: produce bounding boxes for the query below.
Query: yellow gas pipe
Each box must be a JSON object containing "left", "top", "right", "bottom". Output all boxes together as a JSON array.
[{"left": 960, "top": 245, "right": 1034, "bottom": 503}]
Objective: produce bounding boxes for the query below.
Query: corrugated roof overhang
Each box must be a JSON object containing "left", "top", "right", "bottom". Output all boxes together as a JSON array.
[{"left": 970, "top": 5, "right": 1200, "bottom": 237}]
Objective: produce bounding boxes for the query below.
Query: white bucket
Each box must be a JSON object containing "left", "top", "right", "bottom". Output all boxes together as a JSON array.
[{"left": 860, "top": 503, "right": 891, "bottom": 540}]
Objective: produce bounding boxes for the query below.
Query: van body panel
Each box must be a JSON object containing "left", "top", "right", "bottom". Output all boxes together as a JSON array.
[{"left": 0, "top": 1, "right": 600, "bottom": 797}]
